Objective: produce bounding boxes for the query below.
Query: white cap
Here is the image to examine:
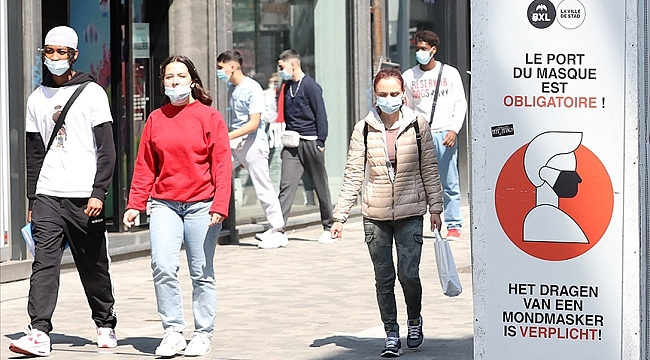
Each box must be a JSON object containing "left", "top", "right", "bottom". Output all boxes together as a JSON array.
[{"left": 44, "top": 26, "right": 78, "bottom": 49}]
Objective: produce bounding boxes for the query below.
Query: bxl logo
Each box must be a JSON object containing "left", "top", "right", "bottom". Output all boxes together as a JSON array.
[{"left": 527, "top": 0, "right": 556, "bottom": 29}]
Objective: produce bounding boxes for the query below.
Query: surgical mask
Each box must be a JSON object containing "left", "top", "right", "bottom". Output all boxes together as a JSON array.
[
  {"left": 164, "top": 84, "right": 192, "bottom": 103},
  {"left": 217, "top": 69, "right": 230, "bottom": 83},
  {"left": 376, "top": 96, "right": 402, "bottom": 114},
  {"left": 279, "top": 68, "right": 293, "bottom": 81},
  {"left": 415, "top": 49, "right": 434, "bottom": 65},
  {"left": 44, "top": 58, "right": 70, "bottom": 76}
]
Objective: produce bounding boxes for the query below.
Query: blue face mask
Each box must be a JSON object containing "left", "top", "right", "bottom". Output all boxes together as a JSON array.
[
  {"left": 279, "top": 68, "right": 293, "bottom": 81},
  {"left": 376, "top": 96, "right": 402, "bottom": 114},
  {"left": 217, "top": 69, "right": 230, "bottom": 83},
  {"left": 164, "top": 84, "right": 192, "bottom": 104},
  {"left": 44, "top": 58, "right": 70, "bottom": 76},
  {"left": 415, "top": 49, "right": 434, "bottom": 65}
]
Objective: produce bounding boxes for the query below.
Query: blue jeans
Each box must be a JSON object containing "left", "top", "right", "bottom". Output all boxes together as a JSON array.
[
  {"left": 364, "top": 216, "right": 424, "bottom": 335},
  {"left": 431, "top": 130, "right": 462, "bottom": 230},
  {"left": 149, "top": 199, "right": 221, "bottom": 336}
]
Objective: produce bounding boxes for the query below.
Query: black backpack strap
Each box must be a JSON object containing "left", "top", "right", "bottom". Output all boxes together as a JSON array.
[
  {"left": 363, "top": 122, "right": 369, "bottom": 167},
  {"left": 46, "top": 82, "right": 90, "bottom": 153},
  {"left": 413, "top": 119, "right": 422, "bottom": 166},
  {"left": 429, "top": 63, "right": 445, "bottom": 126}
]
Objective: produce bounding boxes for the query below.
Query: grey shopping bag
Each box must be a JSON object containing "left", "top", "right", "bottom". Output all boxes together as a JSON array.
[{"left": 433, "top": 228, "right": 462, "bottom": 297}]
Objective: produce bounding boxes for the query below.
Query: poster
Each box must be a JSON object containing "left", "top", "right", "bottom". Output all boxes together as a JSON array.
[
  {"left": 70, "top": 0, "right": 111, "bottom": 91},
  {"left": 473, "top": 1, "right": 624, "bottom": 359}
]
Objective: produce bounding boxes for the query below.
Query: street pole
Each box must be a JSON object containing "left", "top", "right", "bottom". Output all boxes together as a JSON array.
[{"left": 371, "top": 0, "right": 383, "bottom": 75}]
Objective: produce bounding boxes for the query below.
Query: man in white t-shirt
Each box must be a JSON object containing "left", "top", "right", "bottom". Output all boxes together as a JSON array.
[
  {"left": 403, "top": 30, "right": 468, "bottom": 241},
  {"left": 9, "top": 26, "right": 117, "bottom": 357},
  {"left": 217, "top": 51, "right": 288, "bottom": 249}
]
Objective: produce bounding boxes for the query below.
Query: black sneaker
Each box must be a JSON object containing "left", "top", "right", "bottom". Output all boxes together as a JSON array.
[
  {"left": 381, "top": 332, "right": 402, "bottom": 357},
  {"left": 407, "top": 316, "right": 424, "bottom": 349}
]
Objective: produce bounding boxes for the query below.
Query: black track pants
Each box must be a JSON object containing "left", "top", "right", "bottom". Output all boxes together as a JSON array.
[{"left": 28, "top": 195, "right": 117, "bottom": 334}]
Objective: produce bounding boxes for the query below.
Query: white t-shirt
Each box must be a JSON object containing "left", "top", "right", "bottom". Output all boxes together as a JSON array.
[
  {"left": 228, "top": 77, "right": 266, "bottom": 132},
  {"left": 25, "top": 82, "right": 113, "bottom": 198},
  {"left": 402, "top": 61, "right": 468, "bottom": 133}
]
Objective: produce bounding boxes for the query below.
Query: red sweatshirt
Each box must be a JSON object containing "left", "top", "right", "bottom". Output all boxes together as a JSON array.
[{"left": 127, "top": 100, "right": 232, "bottom": 217}]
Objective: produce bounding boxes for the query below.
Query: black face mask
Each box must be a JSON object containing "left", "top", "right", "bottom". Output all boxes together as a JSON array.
[{"left": 552, "top": 171, "right": 582, "bottom": 198}]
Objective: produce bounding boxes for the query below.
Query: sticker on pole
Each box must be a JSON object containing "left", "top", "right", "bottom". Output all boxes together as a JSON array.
[{"left": 494, "top": 131, "right": 614, "bottom": 261}]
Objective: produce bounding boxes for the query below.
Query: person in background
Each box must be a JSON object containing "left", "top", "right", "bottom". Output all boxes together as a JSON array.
[
  {"left": 276, "top": 49, "right": 335, "bottom": 244},
  {"left": 402, "top": 30, "right": 467, "bottom": 241},
  {"left": 217, "top": 50, "right": 288, "bottom": 249},
  {"left": 9, "top": 26, "right": 117, "bottom": 357},
  {"left": 123, "top": 55, "right": 231, "bottom": 357},
  {"left": 331, "top": 68, "right": 443, "bottom": 357}
]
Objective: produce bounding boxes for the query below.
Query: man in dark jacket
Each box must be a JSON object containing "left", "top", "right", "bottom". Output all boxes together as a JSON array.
[{"left": 276, "top": 49, "right": 335, "bottom": 244}]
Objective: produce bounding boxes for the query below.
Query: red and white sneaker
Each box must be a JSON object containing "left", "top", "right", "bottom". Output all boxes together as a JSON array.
[
  {"left": 97, "top": 327, "right": 118, "bottom": 348},
  {"left": 9, "top": 325, "right": 51, "bottom": 357},
  {"left": 446, "top": 228, "right": 461, "bottom": 241}
]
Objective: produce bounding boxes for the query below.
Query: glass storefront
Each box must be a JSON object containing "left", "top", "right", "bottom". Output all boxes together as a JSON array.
[
  {"left": 231, "top": 0, "right": 349, "bottom": 224},
  {"left": 1, "top": 0, "right": 358, "bottom": 268},
  {"left": 0, "top": 0, "right": 12, "bottom": 262}
]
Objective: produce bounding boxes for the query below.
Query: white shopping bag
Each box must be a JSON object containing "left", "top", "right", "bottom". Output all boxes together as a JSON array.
[{"left": 433, "top": 228, "right": 462, "bottom": 297}]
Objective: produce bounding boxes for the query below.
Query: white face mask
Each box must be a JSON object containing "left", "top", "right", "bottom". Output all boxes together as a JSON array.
[
  {"left": 279, "top": 68, "right": 293, "bottom": 81},
  {"left": 44, "top": 58, "right": 70, "bottom": 76},
  {"left": 164, "top": 84, "right": 192, "bottom": 104},
  {"left": 415, "top": 49, "right": 434, "bottom": 65}
]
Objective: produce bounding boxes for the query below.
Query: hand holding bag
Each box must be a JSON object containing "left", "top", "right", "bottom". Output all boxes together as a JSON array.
[{"left": 433, "top": 228, "right": 463, "bottom": 297}]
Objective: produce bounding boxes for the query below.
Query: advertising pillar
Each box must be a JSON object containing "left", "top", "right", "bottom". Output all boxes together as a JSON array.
[{"left": 471, "top": 0, "right": 645, "bottom": 359}]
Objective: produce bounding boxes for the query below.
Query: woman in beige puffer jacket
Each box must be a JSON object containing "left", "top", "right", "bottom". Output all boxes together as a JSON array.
[{"left": 330, "top": 68, "right": 443, "bottom": 357}]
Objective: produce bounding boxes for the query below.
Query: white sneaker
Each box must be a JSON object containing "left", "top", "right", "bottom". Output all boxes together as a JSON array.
[
  {"left": 9, "top": 325, "right": 51, "bottom": 357},
  {"left": 258, "top": 231, "right": 289, "bottom": 249},
  {"left": 254, "top": 228, "right": 272, "bottom": 241},
  {"left": 318, "top": 230, "right": 337, "bottom": 244},
  {"left": 97, "top": 327, "right": 117, "bottom": 348},
  {"left": 184, "top": 332, "right": 211, "bottom": 357},
  {"left": 154, "top": 331, "right": 186, "bottom": 357}
]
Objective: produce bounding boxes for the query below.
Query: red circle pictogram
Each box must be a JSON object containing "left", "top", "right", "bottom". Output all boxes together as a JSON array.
[{"left": 495, "top": 144, "right": 614, "bottom": 261}]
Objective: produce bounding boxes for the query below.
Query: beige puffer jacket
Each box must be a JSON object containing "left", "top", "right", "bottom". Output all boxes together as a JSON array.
[{"left": 333, "top": 107, "right": 443, "bottom": 222}]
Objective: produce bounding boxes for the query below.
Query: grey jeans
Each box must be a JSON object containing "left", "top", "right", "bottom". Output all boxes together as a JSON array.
[
  {"left": 364, "top": 216, "right": 424, "bottom": 335},
  {"left": 278, "top": 139, "right": 333, "bottom": 230}
]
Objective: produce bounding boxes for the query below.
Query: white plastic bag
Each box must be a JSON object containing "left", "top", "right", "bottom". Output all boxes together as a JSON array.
[{"left": 433, "top": 228, "right": 462, "bottom": 297}]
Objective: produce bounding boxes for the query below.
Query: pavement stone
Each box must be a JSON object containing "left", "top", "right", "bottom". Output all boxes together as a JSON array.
[{"left": 1, "top": 207, "right": 473, "bottom": 360}]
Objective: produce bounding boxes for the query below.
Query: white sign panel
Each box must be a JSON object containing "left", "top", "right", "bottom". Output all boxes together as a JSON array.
[
  {"left": 472, "top": 0, "right": 624, "bottom": 359},
  {"left": 132, "top": 23, "right": 150, "bottom": 59}
]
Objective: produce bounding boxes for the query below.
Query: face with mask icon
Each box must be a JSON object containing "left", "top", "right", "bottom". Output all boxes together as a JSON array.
[
  {"left": 374, "top": 72, "right": 405, "bottom": 115},
  {"left": 163, "top": 61, "right": 194, "bottom": 105}
]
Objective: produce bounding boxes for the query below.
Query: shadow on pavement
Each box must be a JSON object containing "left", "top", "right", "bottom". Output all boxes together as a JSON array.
[
  {"left": 286, "top": 237, "right": 317, "bottom": 242},
  {"left": 120, "top": 336, "right": 160, "bottom": 355},
  {"left": 310, "top": 335, "right": 473, "bottom": 360}
]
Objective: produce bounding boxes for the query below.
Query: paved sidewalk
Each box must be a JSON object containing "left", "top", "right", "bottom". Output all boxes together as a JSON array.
[{"left": 0, "top": 209, "right": 473, "bottom": 360}]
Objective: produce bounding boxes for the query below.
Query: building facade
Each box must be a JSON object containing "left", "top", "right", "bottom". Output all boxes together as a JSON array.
[{"left": 0, "top": 0, "right": 470, "bottom": 266}]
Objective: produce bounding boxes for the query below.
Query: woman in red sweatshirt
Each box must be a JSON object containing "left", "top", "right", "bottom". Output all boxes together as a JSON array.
[{"left": 122, "top": 55, "right": 231, "bottom": 357}]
